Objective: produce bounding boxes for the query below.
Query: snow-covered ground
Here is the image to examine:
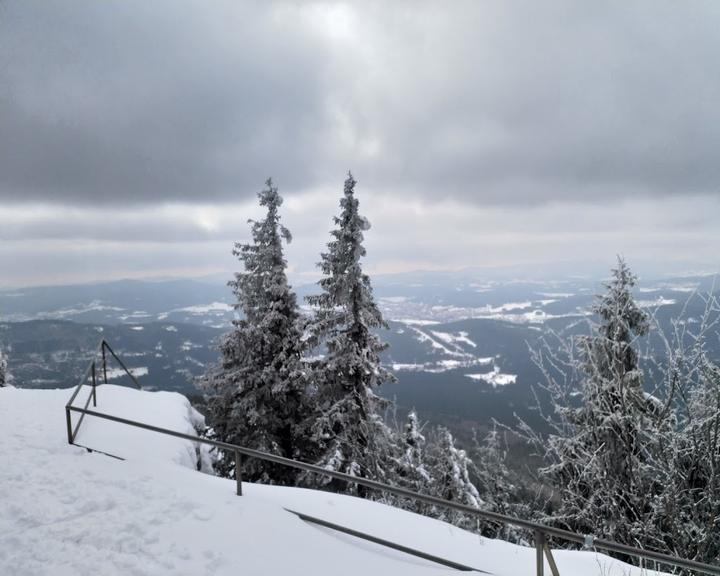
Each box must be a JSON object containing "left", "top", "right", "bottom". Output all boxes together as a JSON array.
[
  {"left": 381, "top": 299, "right": 587, "bottom": 325},
  {"left": 466, "top": 369, "right": 518, "bottom": 387},
  {"left": 173, "top": 302, "right": 233, "bottom": 314},
  {"left": 104, "top": 366, "right": 150, "bottom": 381},
  {"left": 0, "top": 386, "right": 667, "bottom": 575}
]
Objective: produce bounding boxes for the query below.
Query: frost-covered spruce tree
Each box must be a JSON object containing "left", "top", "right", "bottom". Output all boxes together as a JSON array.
[
  {"left": 387, "top": 410, "right": 434, "bottom": 512},
  {"left": 202, "top": 179, "right": 312, "bottom": 485},
  {"left": 304, "top": 172, "right": 395, "bottom": 496},
  {"left": 426, "top": 426, "right": 481, "bottom": 530},
  {"left": 540, "top": 257, "right": 662, "bottom": 546},
  {"left": 396, "top": 411, "right": 431, "bottom": 491}
]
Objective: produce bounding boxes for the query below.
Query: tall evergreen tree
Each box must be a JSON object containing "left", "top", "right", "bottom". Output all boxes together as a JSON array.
[
  {"left": 540, "top": 257, "right": 662, "bottom": 545},
  {"left": 202, "top": 179, "right": 312, "bottom": 484},
  {"left": 305, "top": 172, "right": 395, "bottom": 495}
]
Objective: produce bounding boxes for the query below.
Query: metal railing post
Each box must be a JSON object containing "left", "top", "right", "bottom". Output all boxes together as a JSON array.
[
  {"left": 101, "top": 341, "right": 108, "bottom": 385},
  {"left": 91, "top": 361, "right": 97, "bottom": 408},
  {"left": 65, "top": 406, "right": 73, "bottom": 444},
  {"left": 535, "top": 530, "right": 545, "bottom": 576},
  {"left": 235, "top": 450, "right": 243, "bottom": 496}
]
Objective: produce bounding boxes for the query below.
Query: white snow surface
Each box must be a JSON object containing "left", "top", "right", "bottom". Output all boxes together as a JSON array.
[
  {"left": 173, "top": 302, "right": 233, "bottom": 314},
  {"left": 396, "top": 318, "right": 441, "bottom": 326},
  {"left": 392, "top": 357, "right": 494, "bottom": 374},
  {"left": 637, "top": 297, "right": 677, "bottom": 308},
  {"left": 0, "top": 386, "right": 667, "bottom": 576},
  {"left": 466, "top": 369, "right": 518, "bottom": 387},
  {"left": 431, "top": 330, "right": 477, "bottom": 348},
  {"left": 103, "top": 366, "right": 150, "bottom": 381}
]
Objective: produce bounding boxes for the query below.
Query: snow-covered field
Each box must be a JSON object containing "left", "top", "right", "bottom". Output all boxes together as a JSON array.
[
  {"left": 466, "top": 369, "right": 518, "bottom": 387},
  {"left": 173, "top": 302, "right": 233, "bottom": 314},
  {"left": 0, "top": 386, "right": 666, "bottom": 575},
  {"left": 395, "top": 326, "right": 520, "bottom": 385},
  {"left": 104, "top": 366, "right": 150, "bottom": 380},
  {"left": 380, "top": 298, "right": 587, "bottom": 325}
]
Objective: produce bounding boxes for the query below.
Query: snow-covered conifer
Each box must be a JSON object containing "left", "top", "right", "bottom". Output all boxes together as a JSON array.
[
  {"left": 537, "top": 257, "right": 663, "bottom": 546},
  {"left": 304, "top": 172, "right": 396, "bottom": 495},
  {"left": 202, "top": 179, "right": 312, "bottom": 484},
  {"left": 397, "top": 411, "right": 431, "bottom": 490},
  {"left": 426, "top": 426, "right": 480, "bottom": 530},
  {"left": 383, "top": 410, "right": 434, "bottom": 512}
]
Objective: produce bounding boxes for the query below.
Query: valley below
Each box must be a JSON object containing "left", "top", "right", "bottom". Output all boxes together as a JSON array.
[{"left": 2, "top": 272, "right": 717, "bottom": 435}]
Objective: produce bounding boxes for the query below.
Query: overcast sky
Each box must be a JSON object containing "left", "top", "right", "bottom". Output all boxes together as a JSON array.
[{"left": 1, "top": 1, "right": 719, "bottom": 288}]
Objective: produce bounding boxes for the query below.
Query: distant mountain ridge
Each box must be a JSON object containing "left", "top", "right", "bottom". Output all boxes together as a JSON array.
[{"left": 1, "top": 272, "right": 718, "bottom": 431}]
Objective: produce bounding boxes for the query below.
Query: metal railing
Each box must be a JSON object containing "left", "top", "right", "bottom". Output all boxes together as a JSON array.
[
  {"left": 65, "top": 339, "right": 141, "bottom": 445},
  {"left": 65, "top": 340, "right": 720, "bottom": 576}
]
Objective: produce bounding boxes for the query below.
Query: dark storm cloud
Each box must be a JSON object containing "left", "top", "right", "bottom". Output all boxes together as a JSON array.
[
  {"left": 2, "top": 1, "right": 720, "bottom": 207},
  {"left": 0, "top": 1, "right": 335, "bottom": 204}
]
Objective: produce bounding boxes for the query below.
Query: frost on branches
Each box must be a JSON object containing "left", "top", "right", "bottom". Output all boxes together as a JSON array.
[
  {"left": 304, "top": 172, "right": 396, "bottom": 495},
  {"left": 202, "top": 179, "right": 313, "bottom": 485},
  {"left": 472, "top": 425, "right": 531, "bottom": 542},
  {"left": 396, "top": 411, "right": 432, "bottom": 494},
  {"left": 425, "top": 426, "right": 481, "bottom": 531},
  {"left": 382, "top": 410, "right": 434, "bottom": 514},
  {"left": 531, "top": 257, "right": 666, "bottom": 546},
  {"left": 652, "top": 336, "right": 720, "bottom": 563}
]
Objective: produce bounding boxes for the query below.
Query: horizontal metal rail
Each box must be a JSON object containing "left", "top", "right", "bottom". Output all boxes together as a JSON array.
[
  {"left": 64, "top": 339, "right": 720, "bottom": 576},
  {"left": 66, "top": 403, "right": 720, "bottom": 575},
  {"left": 65, "top": 339, "right": 142, "bottom": 444}
]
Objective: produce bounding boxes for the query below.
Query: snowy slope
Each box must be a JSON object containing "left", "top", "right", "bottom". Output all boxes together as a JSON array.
[{"left": 0, "top": 386, "right": 667, "bottom": 576}]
